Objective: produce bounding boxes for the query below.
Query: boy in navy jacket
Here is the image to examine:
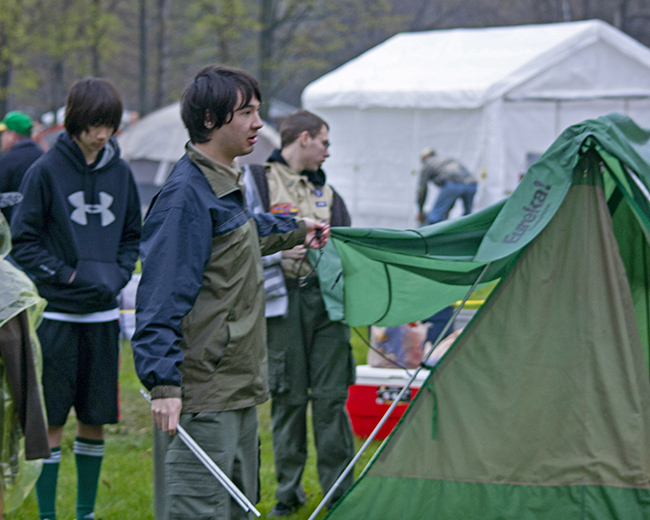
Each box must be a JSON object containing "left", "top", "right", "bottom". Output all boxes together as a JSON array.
[{"left": 10, "top": 78, "right": 141, "bottom": 520}]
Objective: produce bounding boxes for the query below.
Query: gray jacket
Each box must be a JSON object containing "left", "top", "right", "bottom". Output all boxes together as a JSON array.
[{"left": 417, "top": 155, "right": 476, "bottom": 211}]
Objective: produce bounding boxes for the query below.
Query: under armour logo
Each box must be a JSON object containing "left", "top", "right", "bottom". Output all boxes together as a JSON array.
[{"left": 68, "top": 191, "right": 115, "bottom": 226}]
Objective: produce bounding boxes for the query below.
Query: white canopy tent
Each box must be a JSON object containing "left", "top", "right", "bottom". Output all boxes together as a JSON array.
[
  {"left": 302, "top": 20, "right": 650, "bottom": 228},
  {"left": 117, "top": 102, "right": 280, "bottom": 211}
]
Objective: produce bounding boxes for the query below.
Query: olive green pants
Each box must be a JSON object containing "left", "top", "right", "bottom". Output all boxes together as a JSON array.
[
  {"left": 267, "top": 283, "right": 355, "bottom": 507},
  {"left": 154, "top": 407, "right": 259, "bottom": 520}
]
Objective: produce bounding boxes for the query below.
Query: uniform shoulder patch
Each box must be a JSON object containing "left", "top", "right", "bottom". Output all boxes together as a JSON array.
[{"left": 270, "top": 202, "right": 299, "bottom": 217}]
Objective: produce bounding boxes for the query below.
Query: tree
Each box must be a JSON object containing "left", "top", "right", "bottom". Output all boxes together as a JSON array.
[
  {"left": 85, "top": 0, "right": 123, "bottom": 77},
  {"left": 28, "top": 0, "right": 124, "bottom": 114},
  {"left": 258, "top": 0, "right": 317, "bottom": 118},
  {"left": 6, "top": 0, "right": 650, "bottom": 123},
  {"left": 258, "top": 0, "right": 407, "bottom": 118},
  {"left": 153, "top": 0, "right": 170, "bottom": 108},
  {"left": 32, "top": 0, "right": 86, "bottom": 112},
  {"left": 139, "top": 0, "right": 148, "bottom": 115},
  {"left": 183, "top": 0, "right": 258, "bottom": 69},
  {"left": 0, "top": 0, "right": 37, "bottom": 116}
]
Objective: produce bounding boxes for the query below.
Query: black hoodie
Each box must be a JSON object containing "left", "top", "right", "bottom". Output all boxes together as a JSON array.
[{"left": 10, "top": 132, "right": 141, "bottom": 314}]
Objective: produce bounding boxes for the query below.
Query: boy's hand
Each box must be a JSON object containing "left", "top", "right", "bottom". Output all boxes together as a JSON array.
[
  {"left": 282, "top": 245, "right": 307, "bottom": 260},
  {"left": 151, "top": 397, "right": 182, "bottom": 435},
  {"left": 302, "top": 218, "right": 330, "bottom": 249}
]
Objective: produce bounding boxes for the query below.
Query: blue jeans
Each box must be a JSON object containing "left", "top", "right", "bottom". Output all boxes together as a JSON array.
[
  {"left": 423, "top": 306, "right": 455, "bottom": 346},
  {"left": 427, "top": 182, "right": 477, "bottom": 224}
]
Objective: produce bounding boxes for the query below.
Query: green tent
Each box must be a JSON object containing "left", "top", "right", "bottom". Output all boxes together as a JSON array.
[{"left": 322, "top": 113, "right": 650, "bottom": 519}]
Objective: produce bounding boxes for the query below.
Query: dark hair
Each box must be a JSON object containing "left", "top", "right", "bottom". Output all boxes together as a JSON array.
[
  {"left": 181, "top": 65, "right": 262, "bottom": 144},
  {"left": 64, "top": 78, "right": 123, "bottom": 137},
  {"left": 279, "top": 110, "right": 328, "bottom": 148}
]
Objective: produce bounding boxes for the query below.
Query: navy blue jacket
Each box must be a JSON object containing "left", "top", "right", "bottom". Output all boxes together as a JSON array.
[
  {"left": 132, "top": 149, "right": 305, "bottom": 408},
  {"left": 10, "top": 132, "right": 141, "bottom": 314},
  {"left": 0, "top": 139, "right": 43, "bottom": 222}
]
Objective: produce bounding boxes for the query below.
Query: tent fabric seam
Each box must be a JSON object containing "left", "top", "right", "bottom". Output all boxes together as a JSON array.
[{"left": 360, "top": 475, "right": 650, "bottom": 489}]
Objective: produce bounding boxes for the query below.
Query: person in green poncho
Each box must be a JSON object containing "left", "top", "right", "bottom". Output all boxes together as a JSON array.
[{"left": 0, "top": 201, "right": 50, "bottom": 518}]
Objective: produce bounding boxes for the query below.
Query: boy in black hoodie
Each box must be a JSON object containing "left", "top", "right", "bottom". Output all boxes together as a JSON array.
[{"left": 10, "top": 78, "right": 141, "bottom": 520}]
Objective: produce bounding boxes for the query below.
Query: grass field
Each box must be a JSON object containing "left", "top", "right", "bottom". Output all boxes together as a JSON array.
[{"left": 6, "top": 328, "right": 380, "bottom": 520}]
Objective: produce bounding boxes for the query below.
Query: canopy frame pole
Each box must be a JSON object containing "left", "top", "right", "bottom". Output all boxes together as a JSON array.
[{"left": 308, "top": 263, "right": 491, "bottom": 520}]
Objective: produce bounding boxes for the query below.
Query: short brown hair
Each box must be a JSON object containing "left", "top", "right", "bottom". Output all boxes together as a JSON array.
[
  {"left": 64, "top": 78, "right": 123, "bottom": 137},
  {"left": 279, "top": 110, "right": 328, "bottom": 149},
  {"left": 181, "top": 65, "right": 262, "bottom": 144}
]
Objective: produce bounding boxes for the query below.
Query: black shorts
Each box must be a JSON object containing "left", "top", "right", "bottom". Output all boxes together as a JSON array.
[{"left": 38, "top": 319, "right": 120, "bottom": 426}]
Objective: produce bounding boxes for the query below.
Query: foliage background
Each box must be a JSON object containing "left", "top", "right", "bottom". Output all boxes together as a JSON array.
[{"left": 1, "top": 0, "right": 650, "bottom": 122}]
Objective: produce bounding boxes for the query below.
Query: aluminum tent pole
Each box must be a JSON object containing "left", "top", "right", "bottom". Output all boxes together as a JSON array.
[
  {"left": 141, "top": 391, "right": 261, "bottom": 517},
  {"left": 307, "top": 263, "right": 491, "bottom": 520}
]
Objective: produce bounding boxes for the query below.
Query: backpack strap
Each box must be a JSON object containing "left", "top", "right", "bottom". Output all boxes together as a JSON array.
[{"left": 248, "top": 164, "right": 270, "bottom": 212}]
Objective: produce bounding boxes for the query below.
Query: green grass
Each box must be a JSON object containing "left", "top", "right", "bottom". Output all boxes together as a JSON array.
[{"left": 7, "top": 327, "right": 379, "bottom": 519}]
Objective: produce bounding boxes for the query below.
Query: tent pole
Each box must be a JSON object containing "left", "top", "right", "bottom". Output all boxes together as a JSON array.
[{"left": 307, "top": 263, "right": 492, "bottom": 520}]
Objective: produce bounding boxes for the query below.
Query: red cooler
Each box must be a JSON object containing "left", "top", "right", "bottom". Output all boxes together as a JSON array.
[{"left": 346, "top": 365, "right": 430, "bottom": 439}]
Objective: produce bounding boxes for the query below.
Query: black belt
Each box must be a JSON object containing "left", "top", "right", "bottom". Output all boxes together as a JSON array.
[{"left": 286, "top": 276, "right": 319, "bottom": 290}]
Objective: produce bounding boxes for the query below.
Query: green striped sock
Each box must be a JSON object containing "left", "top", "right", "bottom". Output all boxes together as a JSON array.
[
  {"left": 74, "top": 437, "right": 104, "bottom": 520},
  {"left": 36, "top": 446, "right": 61, "bottom": 520}
]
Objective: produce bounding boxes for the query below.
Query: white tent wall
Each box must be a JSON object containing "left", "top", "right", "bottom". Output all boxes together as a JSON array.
[
  {"left": 629, "top": 98, "right": 650, "bottom": 126},
  {"left": 507, "top": 43, "right": 650, "bottom": 99},
  {"left": 317, "top": 106, "right": 483, "bottom": 229},
  {"left": 303, "top": 20, "right": 650, "bottom": 229},
  {"left": 500, "top": 101, "right": 558, "bottom": 194},
  {"left": 485, "top": 98, "right": 642, "bottom": 206},
  {"left": 478, "top": 35, "right": 650, "bottom": 204},
  {"left": 313, "top": 96, "right": 650, "bottom": 228},
  {"left": 478, "top": 99, "right": 505, "bottom": 208},
  {"left": 500, "top": 98, "right": 632, "bottom": 192}
]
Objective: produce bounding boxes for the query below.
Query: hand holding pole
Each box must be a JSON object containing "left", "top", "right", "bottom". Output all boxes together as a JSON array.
[{"left": 141, "top": 390, "right": 261, "bottom": 517}]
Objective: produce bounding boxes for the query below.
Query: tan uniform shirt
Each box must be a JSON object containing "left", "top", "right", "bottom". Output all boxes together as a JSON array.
[{"left": 266, "top": 161, "right": 334, "bottom": 278}]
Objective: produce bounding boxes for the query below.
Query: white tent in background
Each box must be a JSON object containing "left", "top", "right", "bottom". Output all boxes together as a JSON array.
[
  {"left": 302, "top": 19, "right": 650, "bottom": 228},
  {"left": 117, "top": 102, "right": 280, "bottom": 211}
]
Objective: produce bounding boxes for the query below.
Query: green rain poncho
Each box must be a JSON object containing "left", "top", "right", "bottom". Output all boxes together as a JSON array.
[{"left": 0, "top": 213, "right": 48, "bottom": 513}]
